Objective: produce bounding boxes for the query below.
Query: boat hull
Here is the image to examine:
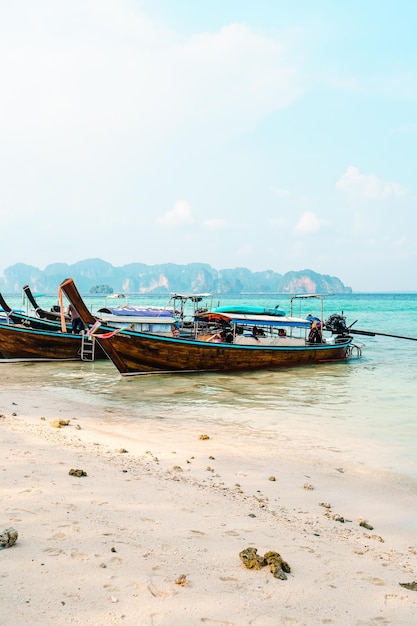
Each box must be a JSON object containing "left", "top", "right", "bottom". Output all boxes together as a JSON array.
[
  {"left": 0, "top": 324, "right": 101, "bottom": 361},
  {"left": 95, "top": 330, "right": 353, "bottom": 375}
]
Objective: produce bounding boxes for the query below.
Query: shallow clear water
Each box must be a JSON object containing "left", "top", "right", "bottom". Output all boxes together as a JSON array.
[{"left": 1, "top": 292, "right": 416, "bottom": 484}]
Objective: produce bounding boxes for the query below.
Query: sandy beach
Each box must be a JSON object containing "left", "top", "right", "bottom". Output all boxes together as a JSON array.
[{"left": 1, "top": 387, "right": 416, "bottom": 626}]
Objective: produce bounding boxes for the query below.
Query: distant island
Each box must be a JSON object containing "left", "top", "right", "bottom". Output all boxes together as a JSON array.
[{"left": 0, "top": 258, "right": 352, "bottom": 295}]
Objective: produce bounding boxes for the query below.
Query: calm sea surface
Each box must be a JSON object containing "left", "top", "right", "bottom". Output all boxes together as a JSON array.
[{"left": 1, "top": 292, "right": 417, "bottom": 487}]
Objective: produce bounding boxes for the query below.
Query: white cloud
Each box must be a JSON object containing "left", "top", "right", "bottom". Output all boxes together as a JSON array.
[
  {"left": 268, "top": 217, "right": 286, "bottom": 229},
  {"left": 203, "top": 219, "right": 226, "bottom": 230},
  {"left": 0, "top": 4, "right": 304, "bottom": 153},
  {"left": 158, "top": 200, "right": 194, "bottom": 227},
  {"left": 392, "top": 235, "right": 407, "bottom": 249},
  {"left": 271, "top": 186, "right": 291, "bottom": 197},
  {"left": 236, "top": 244, "right": 253, "bottom": 258},
  {"left": 395, "top": 123, "right": 417, "bottom": 135},
  {"left": 295, "top": 211, "right": 321, "bottom": 235},
  {"left": 336, "top": 166, "right": 406, "bottom": 199}
]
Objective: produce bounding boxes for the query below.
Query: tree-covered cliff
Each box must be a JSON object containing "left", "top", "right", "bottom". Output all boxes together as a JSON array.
[{"left": 0, "top": 258, "right": 352, "bottom": 294}]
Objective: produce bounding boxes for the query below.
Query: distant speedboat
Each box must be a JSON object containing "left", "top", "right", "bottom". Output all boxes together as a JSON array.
[{"left": 60, "top": 278, "right": 361, "bottom": 376}]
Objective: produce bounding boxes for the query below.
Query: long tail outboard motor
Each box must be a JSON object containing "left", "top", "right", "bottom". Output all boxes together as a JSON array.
[{"left": 324, "top": 313, "right": 350, "bottom": 335}]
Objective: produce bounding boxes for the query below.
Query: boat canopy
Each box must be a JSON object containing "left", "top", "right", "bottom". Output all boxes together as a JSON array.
[
  {"left": 98, "top": 306, "right": 174, "bottom": 318},
  {"left": 289, "top": 293, "right": 332, "bottom": 321},
  {"left": 170, "top": 293, "right": 213, "bottom": 302},
  {"left": 196, "top": 311, "right": 311, "bottom": 329},
  {"left": 213, "top": 305, "right": 285, "bottom": 317}
]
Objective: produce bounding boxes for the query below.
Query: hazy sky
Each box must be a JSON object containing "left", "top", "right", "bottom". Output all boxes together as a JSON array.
[{"left": 1, "top": 0, "right": 416, "bottom": 291}]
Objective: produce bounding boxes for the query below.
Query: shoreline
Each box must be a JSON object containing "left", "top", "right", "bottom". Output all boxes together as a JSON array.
[{"left": 1, "top": 388, "right": 417, "bottom": 625}]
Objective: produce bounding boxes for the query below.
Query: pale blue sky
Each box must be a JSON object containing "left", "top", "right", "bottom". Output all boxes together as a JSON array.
[{"left": 0, "top": 0, "right": 416, "bottom": 291}]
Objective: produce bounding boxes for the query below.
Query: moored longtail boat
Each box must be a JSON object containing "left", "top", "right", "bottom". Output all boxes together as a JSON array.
[
  {"left": 0, "top": 287, "right": 106, "bottom": 361},
  {"left": 60, "top": 278, "right": 360, "bottom": 376},
  {"left": 0, "top": 323, "right": 99, "bottom": 361},
  {"left": 0, "top": 291, "right": 69, "bottom": 332},
  {"left": 22, "top": 284, "right": 70, "bottom": 323}
]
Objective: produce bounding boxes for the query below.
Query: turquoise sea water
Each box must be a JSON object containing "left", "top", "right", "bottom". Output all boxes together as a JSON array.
[{"left": 1, "top": 292, "right": 417, "bottom": 488}]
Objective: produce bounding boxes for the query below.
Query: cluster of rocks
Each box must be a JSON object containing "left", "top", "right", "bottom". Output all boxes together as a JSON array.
[{"left": 239, "top": 547, "right": 291, "bottom": 580}]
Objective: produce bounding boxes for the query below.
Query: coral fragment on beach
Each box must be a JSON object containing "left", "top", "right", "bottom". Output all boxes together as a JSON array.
[
  {"left": 69, "top": 468, "right": 87, "bottom": 477},
  {"left": 174, "top": 574, "right": 188, "bottom": 586},
  {"left": 0, "top": 527, "right": 18, "bottom": 549},
  {"left": 50, "top": 419, "right": 70, "bottom": 428},
  {"left": 239, "top": 547, "right": 290, "bottom": 580},
  {"left": 199, "top": 434, "right": 210, "bottom": 440},
  {"left": 239, "top": 547, "right": 265, "bottom": 570},
  {"left": 359, "top": 519, "right": 374, "bottom": 530},
  {"left": 399, "top": 581, "right": 417, "bottom": 591},
  {"left": 264, "top": 551, "right": 291, "bottom": 579}
]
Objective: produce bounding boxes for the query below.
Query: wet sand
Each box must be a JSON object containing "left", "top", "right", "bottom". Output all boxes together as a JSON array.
[{"left": 1, "top": 388, "right": 416, "bottom": 626}]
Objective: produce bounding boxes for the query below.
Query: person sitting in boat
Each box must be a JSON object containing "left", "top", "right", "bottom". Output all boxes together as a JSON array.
[
  {"left": 306, "top": 313, "right": 321, "bottom": 324},
  {"left": 308, "top": 321, "right": 323, "bottom": 343},
  {"left": 278, "top": 328, "right": 287, "bottom": 337},
  {"left": 221, "top": 329, "right": 233, "bottom": 343},
  {"left": 207, "top": 332, "right": 223, "bottom": 343},
  {"left": 67, "top": 303, "right": 85, "bottom": 334},
  {"left": 171, "top": 322, "right": 180, "bottom": 338}
]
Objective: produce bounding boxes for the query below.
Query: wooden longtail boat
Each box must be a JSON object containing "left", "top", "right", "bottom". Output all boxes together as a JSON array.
[
  {"left": 60, "top": 278, "right": 360, "bottom": 376},
  {"left": 0, "top": 323, "right": 99, "bottom": 361},
  {"left": 0, "top": 289, "right": 107, "bottom": 361},
  {"left": 22, "top": 284, "right": 70, "bottom": 323},
  {"left": 0, "top": 291, "right": 69, "bottom": 332}
]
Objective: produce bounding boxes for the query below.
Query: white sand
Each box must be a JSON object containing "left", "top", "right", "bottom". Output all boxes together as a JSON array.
[{"left": 1, "top": 388, "right": 416, "bottom": 626}]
